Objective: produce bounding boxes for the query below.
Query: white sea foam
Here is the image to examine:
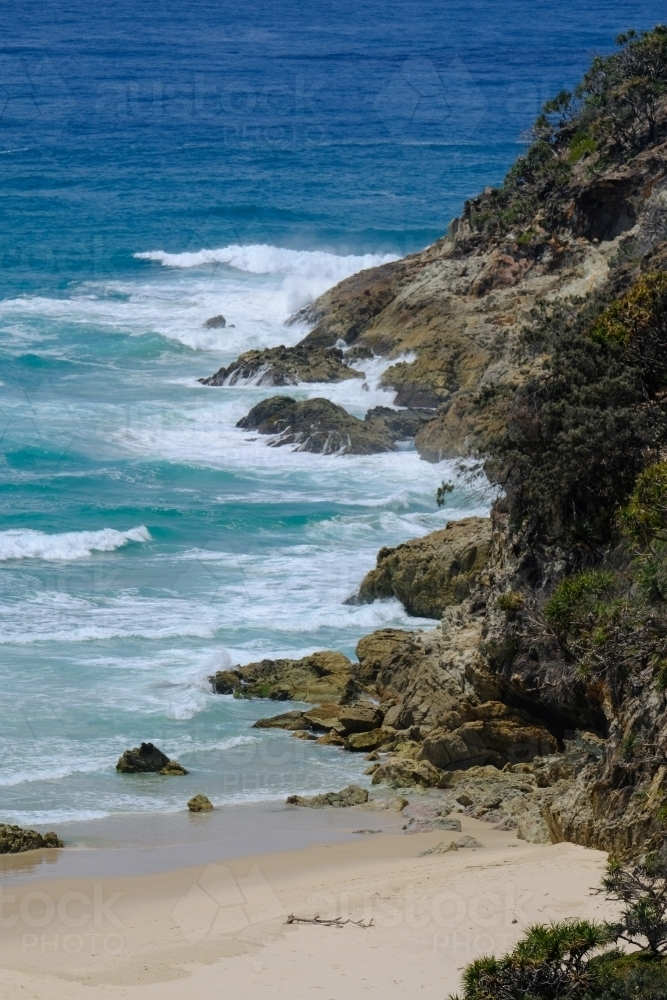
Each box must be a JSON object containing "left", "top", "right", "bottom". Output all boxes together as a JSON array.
[
  {"left": 0, "top": 526, "right": 151, "bottom": 562},
  {"left": 135, "top": 243, "right": 398, "bottom": 314}
]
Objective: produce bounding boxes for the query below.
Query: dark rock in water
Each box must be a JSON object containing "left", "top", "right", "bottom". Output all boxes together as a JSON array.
[
  {"left": 188, "top": 794, "right": 213, "bottom": 812},
  {"left": 116, "top": 742, "right": 188, "bottom": 775},
  {"left": 203, "top": 314, "right": 226, "bottom": 329},
  {"left": 365, "top": 405, "right": 433, "bottom": 439},
  {"left": 236, "top": 396, "right": 430, "bottom": 456},
  {"left": 210, "top": 651, "right": 360, "bottom": 703},
  {"left": 237, "top": 396, "right": 393, "bottom": 454},
  {"left": 286, "top": 785, "right": 369, "bottom": 808},
  {"left": 199, "top": 344, "right": 361, "bottom": 387},
  {"left": 356, "top": 517, "right": 493, "bottom": 618},
  {"left": 0, "top": 824, "right": 63, "bottom": 853},
  {"left": 208, "top": 669, "right": 241, "bottom": 695}
]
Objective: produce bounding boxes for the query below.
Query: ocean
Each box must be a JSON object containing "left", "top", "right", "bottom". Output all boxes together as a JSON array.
[{"left": 1, "top": 0, "right": 664, "bottom": 830}]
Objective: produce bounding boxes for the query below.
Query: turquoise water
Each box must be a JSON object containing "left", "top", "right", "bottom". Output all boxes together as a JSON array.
[{"left": 1, "top": 0, "right": 665, "bottom": 827}]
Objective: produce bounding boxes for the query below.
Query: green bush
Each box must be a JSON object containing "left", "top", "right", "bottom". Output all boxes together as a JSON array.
[
  {"left": 467, "top": 27, "right": 667, "bottom": 237},
  {"left": 620, "top": 462, "right": 667, "bottom": 545},
  {"left": 489, "top": 281, "right": 667, "bottom": 545},
  {"left": 543, "top": 571, "right": 615, "bottom": 634},
  {"left": 451, "top": 920, "right": 611, "bottom": 1000}
]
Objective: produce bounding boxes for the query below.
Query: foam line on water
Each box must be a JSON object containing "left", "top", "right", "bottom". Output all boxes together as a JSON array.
[
  {"left": 135, "top": 243, "right": 397, "bottom": 276},
  {"left": 0, "top": 526, "right": 151, "bottom": 562}
]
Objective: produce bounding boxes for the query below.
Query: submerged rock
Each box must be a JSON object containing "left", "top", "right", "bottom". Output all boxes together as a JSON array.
[
  {"left": 212, "top": 650, "right": 360, "bottom": 704},
  {"left": 116, "top": 742, "right": 188, "bottom": 775},
  {"left": 0, "top": 824, "right": 63, "bottom": 853},
  {"left": 286, "top": 785, "right": 369, "bottom": 808},
  {"left": 188, "top": 794, "right": 214, "bottom": 812},
  {"left": 199, "top": 345, "right": 361, "bottom": 387},
  {"left": 203, "top": 314, "right": 226, "bottom": 329},
  {"left": 356, "top": 517, "right": 493, "bottom": 618}
]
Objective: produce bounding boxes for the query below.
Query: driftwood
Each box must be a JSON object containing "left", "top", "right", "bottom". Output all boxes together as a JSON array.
[{"left": 286, "top": 913, "right": 373, "bottom": 928}]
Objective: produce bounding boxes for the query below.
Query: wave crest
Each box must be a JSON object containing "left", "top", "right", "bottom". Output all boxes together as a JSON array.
[{"left": 0, "top": 526, "right": 151, "bottom": 562}]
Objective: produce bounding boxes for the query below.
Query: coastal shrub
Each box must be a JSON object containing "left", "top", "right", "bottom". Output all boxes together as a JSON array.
[
  {"left": 620, "top": 462, "right": 667, "bottom": 545},
  {"left": 543, "top": 571, "right": 615, "bottom": 635},
  {"left": 496, "top": 591, "right": 524, "bottom": 620},
  {"left": 600, "top": 853, "right": 667, "bottom": 955},
  {"left": 450, "top": 919, "right": 611, "bottom": 1000},
  {"left": 467, "top": 27, "right": 667, "bottom": 236},
  {"left": 489, "top": 280, "right": 667, "bottom": 546},
  {"left": 450, "top": 855, "right": 667, "bottom": 997},
  {"left": 620, "top": 463, "right": 667, "bottom": 602}
]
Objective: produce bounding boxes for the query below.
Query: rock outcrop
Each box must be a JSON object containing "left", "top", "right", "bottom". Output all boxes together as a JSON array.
[
  {"left": 202, "top": 109, "right": 667, "bottom": 464},
  {"left": 210, "top": 651, "right": 361, "bottom": 703},
  {"left": 0, "top": 824, "right": 63, "bottom": 853},
  {"left": 237, "top": 397, "right": 432, "bottom": 455},
  {"left": 199, "top": 345, "right": 361, "bottom": 387},
  {"left": 116, "top": 742, "right": 188, "bottom": 775},
  {"left": 356, "top": 517, "right": 493, "bottom": 617},
  {"left": 252, "top": 702, "right": 393, "bottom": 751},
  {"left": 286, "top": 785, "right": 369, "bottom": 808}
]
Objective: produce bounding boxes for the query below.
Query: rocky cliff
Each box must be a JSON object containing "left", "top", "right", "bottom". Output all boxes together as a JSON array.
[{"left": 210, "top": 32, "right": 667, "bottom": 854}]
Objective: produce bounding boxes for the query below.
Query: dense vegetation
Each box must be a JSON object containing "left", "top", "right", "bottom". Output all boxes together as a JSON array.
[
  {"left": 492, "top": 272, "right": 667, "bottom": 549},
  {"left": 466, "top": 26, "right": 667, "bottom": 236},
  {"left": 451, "top": 855, "right": 667, "bottom": 999}
]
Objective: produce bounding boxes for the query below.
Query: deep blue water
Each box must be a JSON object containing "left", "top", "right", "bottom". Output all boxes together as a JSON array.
[{"left": 1, "top": 0, "right": 665, "bottom": 828}]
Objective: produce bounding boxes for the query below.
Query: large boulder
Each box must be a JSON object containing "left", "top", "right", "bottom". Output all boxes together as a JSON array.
[
  {"left": 210, "top": 651, "right": 360, "bottom": 704},
  {"left": 356, "top": 517, "right": 493, "bottom": 618},
  {"left": 286, "top": 785, "right": 369, "bottom": 808},
  {"left": 252, "top": 703, "right": 385, "bottom": 742},
  {"left": 188, "top": 794, "right": 214, "bottom": 812},
  {"left": 421, "top": 715, "right": 557, "bottom": 771},
  {"left": 355, "top": 623, "right": 499, "bottom": 732},
  {"left": 370, "top": 758, "right": 441, "bottom": 788},
  {"left": 346, "top": 727, "right": 395, "bottom": 751},
  {"left": 199, "top": 345, "right": 362, "bottom": 387},
  {"left": 116, "top": 742, "right": 188, "bottom": 775},
  {"left": 0, "top": 824, "right": 63, "bottom": 853}
]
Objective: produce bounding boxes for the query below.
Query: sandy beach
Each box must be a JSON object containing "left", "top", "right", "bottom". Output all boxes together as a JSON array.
[{"left": 0, "top": 809, "right": 609, "bottom": 1000}]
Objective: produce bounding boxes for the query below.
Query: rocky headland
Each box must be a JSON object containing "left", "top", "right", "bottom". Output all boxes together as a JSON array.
[
  {"left": 201, "top": 148, "right": 667, "bottom": 463},
  {"left": 205, "top": 34, "right": 667, "bottom": 857}
]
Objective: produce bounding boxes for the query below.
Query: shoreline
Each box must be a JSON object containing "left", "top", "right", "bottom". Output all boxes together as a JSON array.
[
  {"left": 0, "top": 814, "right": 610, "bottom": 998},
  {"left": 0, "top": 795, "right": 406, "bottom": 884}
]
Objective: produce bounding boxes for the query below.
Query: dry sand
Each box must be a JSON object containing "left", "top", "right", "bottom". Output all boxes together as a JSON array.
[{"left": 0, "top": 813, "right": 609, "bottom": 1000}]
